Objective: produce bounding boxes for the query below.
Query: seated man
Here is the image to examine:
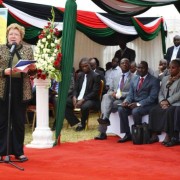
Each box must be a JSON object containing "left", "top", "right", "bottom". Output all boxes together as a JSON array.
[
  {"left": 94, "top": 58, "right": 134, "bottom": 140},
  {"left": 89, "top": 57, "right": 106, "bottom": 95},
  {"left": 117, "top": 61, "right": 160, "bottom": 143},
  {"left": 65, "top": 57, "right": 101, "bottom": 131},
  {"left": 105, "top": 57, "right": 122, "bottom": 92},
  {"left": 130, "top": 61, "right": 137, "bottom": 74},
  {"left": 89, "top": 57, "right": 105, "bottom": 82},
  {"left": 154, "top": 59, "right": 169, "bottom": 81}
]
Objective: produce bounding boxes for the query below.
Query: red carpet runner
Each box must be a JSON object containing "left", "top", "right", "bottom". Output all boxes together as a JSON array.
[{"left": 0, "top": 136, "right": 180, "bottom": 179}]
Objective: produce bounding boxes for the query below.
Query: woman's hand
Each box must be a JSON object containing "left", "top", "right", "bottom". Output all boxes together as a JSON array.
[
  {"left": 4, "top": 68, "right": 17, "bottom": 75},
  {"left": 160, "top": 100, "right": 170, "bottom": 109},
  {"left": 28, "top": 64, "right": 36, "bottom": 70}
]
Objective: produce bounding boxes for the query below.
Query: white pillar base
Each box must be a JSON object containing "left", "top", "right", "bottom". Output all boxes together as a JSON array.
[
  {"left": 26, "top": 78, "right": 54, "bottom": 149},
  {"left": 26, "top": 127, "right": 54, "bottom": 148}
]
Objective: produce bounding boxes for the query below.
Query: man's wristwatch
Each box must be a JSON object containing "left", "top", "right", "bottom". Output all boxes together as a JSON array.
[{"left": 137, "top": 103, "right": 141, "bottom": 107}]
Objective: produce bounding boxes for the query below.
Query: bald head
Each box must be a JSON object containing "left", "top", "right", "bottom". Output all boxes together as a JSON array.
[
  {"left": 89, "top": 58, "right": 97, "bottom": 70},
  {"left": 173, "top": 35, "right": 180, "bottom": 47}
]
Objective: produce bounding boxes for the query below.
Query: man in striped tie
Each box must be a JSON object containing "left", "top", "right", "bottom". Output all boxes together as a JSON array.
[
  {"left": 95, "top": 58, "right": 134, "bottom": 140},
  {"left": 117, "top": 61, "right": 160, "bottom": 143}
]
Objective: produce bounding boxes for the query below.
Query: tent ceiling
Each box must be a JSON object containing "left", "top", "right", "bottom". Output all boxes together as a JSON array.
[
  {"left": 91, "top": 0, "right": 180, "bottom": 15},
  {"left": 0, "top": 0, "right": 166, "bottom": 50}
]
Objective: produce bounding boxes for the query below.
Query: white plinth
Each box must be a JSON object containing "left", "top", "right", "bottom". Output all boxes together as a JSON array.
[{"left": 26, "top": 78, "right": 54, "bottom": 148}]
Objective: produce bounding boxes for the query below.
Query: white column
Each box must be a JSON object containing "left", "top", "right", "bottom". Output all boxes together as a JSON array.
[{"left": 26, "top": 78, "right": 54, "bottom": 148}]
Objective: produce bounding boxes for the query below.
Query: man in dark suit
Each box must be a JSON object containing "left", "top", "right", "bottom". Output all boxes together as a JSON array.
[
  {"left": 114, "top": 41, "right": 136, "bottom": 63},
  {"left": 65, "top": 57, "right": 101, "bottom": 131},
  {"left": 89, "top": 58, "right": 105, "bottom": 82},
  {"left": 165, "top": 35, "right": 180, "bottom": 64},
  {"left": 94, "top": 58, "right": 134, "bottom": 140},
  {"left": 117, "top": 61, "right": 160, "bottom": 143}
]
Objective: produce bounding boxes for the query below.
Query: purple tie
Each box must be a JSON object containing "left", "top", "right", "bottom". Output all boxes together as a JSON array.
[{"left": 120, "top": 74, "right": 125, "bottom": 90}]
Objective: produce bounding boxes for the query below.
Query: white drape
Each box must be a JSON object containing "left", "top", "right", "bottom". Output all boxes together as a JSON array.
[{"left": 73, "top": 30, "right": 164, "bottom": 71}]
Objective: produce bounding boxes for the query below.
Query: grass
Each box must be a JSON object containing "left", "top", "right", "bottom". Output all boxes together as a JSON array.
[{"left": 24, "top": 115, "right": 100, "bottom": 145}]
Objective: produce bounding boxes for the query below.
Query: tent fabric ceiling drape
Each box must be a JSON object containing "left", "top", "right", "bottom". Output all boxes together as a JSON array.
[
  {"left": 91, "top": 0, "right": 179, "bottom": 15},
  {"left": 0, "top": 0, "right": 167, "bottom": 53}
]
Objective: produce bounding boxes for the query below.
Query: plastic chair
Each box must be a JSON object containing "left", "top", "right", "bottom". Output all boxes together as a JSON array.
[{"left": 26, "top": 103, "right": 55, "bottom": 132}]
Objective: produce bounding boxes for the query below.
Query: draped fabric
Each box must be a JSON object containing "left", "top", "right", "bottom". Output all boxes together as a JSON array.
[
  {"left": 91, "top": 0, "right": 179, "bottom": 15},
  {"left": 0, "top": 0, "right": 167, "bottom": 50},
  {"left": 54, "top": 0, "right": 77, "bottom": 145},
  {"left": 174, "top": 1, "right": 180, "bottom": 13}
]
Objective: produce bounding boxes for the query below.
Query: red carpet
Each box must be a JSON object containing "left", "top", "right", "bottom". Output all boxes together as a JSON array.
[{"left": 0, "top": 136, "right": 180, "bottom": 180}]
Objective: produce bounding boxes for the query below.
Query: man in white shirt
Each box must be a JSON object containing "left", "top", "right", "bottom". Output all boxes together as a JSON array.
[
  {"left": 65, "top": 58, "right": 101, "bottom": 131},
  {"left": 165, "top": 35, "right": 180, "bottom": 64},
  {"left": 105, "top": 57, "right": 122, "bottom": 92},
  {"left": 95, "top": 58, "right": 134, "bottom": 140}
]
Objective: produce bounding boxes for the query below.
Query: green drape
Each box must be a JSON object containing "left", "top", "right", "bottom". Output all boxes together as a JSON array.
[
  {"left": 54, "top": 0, "right": 77, "bottom": 145},
  {"left": 7, "top": 12, "right": 41, "bottom": 40},
  {"left": 77, "top": 23, "right": 115, "bottom": 37},
  {"left": 132, "top": 18, "right": 166, "bottom": 54}
]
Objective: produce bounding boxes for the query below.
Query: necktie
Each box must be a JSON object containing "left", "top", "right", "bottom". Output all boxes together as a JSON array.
[
  {"left": 120, "top": 74, "right": 125, "bottom": 90},
  {"left": 77, "top": 74, "right": 87, "bottom": 100},
  {"left": 137, "top": 77, "right": 144, "bottom": 91}
]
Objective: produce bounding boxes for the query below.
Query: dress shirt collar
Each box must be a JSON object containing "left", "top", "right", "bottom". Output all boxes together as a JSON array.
[{"left": 139, "top": 74, "right": 148, "bottom": 80}]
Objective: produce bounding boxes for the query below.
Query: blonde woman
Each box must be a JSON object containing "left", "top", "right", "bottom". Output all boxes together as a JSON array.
[{"left": 0, "top": 23, "right": 36, "bottom": 162}]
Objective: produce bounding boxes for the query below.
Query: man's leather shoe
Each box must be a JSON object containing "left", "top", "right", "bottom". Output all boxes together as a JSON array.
[
  {"left": 97, "top": 118, "right": 110, "bottom": 126},
  {"left": 75, "top": 125, "right": 85, "bottom": 131},
  {"left": 117, "top": 134, "right": 131, "bottom": 143},
  {"left": 94, "top": 133, "right": 107, "bottom": 140},
  {"left": 149, "top": 136, "right": 159, "bottom": 144},
  {"left": 165, "top": 137, "right": 180, "bottom": 147}
]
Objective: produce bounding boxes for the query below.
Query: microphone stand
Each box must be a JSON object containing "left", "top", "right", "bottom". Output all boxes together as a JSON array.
[{"left": 0, "top": 51, "right": 24, "bottom": 171}]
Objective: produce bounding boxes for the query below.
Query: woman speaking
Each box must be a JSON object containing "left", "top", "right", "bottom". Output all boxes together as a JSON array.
[{"left": 0, "top": 23, "right": 36, "bottom": 162}]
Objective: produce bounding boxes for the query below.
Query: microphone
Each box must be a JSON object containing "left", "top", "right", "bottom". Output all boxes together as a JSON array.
[{"left": 10, "top": 42, "right": 17, "bottom": 54}]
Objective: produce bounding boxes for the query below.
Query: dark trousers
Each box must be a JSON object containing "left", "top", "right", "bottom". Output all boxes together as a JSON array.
[
  {"left": 163, "top": 106, "right": 176, "bottom": 138},
  {"left": 65, "top": 96, "right": 100, "bottom": 127},
  {"left": 118, "top": 105, "right": 152, "bottom": 133},
  {"left": 0, "top": 78, "right": 27, "bottom": 156},
  {"left": 174, "top": 106, "right": 180, "bottom": 132}
]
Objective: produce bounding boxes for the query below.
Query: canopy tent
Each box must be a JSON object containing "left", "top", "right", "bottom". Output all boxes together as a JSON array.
[
  {"left": 1, "top": 0, "right": 179, "bottom": 144},
  {"left": 0, "top": 0, "right": 167, "bottom": 53},
  {"left": 91, "top": 0, "right": 180, "bottom": 15}
]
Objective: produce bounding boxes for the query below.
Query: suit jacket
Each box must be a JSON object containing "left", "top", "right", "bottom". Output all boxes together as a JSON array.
[
  {"left": 73, "top": 70, "right": 101, "bottom": 101},
  {"left": 165, "top": 46, "right": 180, "bottom": 63},
  {"left": 159, "top": 76, "right": 180, "bottom": 106},
  {"left": 125, "top": 73, "right": 160, "bottom": 106},
  {"left": 114, "top": 47, "right": 136, "bottom": 62},
  {"left": 95, "top": 69, "right": 105, "bottom": 83},
  {"left": 108, "top": 71, "right": 134, "bottom": 99},
  {"left": 154, "top": 69, "right": 169, "bottom": 81}
]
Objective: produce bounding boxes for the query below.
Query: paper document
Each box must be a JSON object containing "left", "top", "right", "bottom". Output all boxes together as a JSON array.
[{"left": 13, "top": 59, "right": 36, "bottom": 73}]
